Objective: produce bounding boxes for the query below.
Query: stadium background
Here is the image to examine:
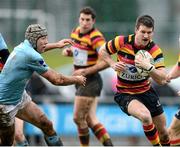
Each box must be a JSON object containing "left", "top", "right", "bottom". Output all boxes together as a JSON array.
[{"left": 0, "top": 0, "right": 180, "bottom": 145}]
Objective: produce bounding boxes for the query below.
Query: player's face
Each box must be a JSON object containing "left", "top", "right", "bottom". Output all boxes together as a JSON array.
[
  {"left": 135, "top": 25, "right": 154, "bottom": 47},
  {"left": 79, "top": 13, "right": 95, "bottom": 33},
  {"left": 36, "top": 36, "right": 48, "bottom": 53}
]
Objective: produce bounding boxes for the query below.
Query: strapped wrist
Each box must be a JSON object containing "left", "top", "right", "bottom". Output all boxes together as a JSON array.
[{"left": 146, "top": 65, "right": 155, "bottom": 73}]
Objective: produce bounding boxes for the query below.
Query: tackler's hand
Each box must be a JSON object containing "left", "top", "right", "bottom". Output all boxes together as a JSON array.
[
  {"left": 111, "top": 61, "right": 126, "bottom": 73},
  {"left": 75, "top": 75, "right": 86, "bottom": 86},
  {"left": 57, "top": 39, "right": 74, "bottom": 49}
]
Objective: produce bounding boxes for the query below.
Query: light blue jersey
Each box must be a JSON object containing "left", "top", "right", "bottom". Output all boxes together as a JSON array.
[
  {"left": 0, "top": 33, "right": 8, "bottom": 50},
  {"left": 0, "top": 40, "right": 49, "bottom": 105}
]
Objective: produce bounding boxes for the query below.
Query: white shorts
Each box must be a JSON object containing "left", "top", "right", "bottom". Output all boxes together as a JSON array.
[{"left": 0, "top": 90, "right": 31, "bottom": 127}]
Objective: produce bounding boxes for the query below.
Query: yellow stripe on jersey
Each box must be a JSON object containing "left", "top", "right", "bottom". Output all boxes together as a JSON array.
[
  {"left": 93, "top": 40, "right": 105, "bottom": 50},
  {"left": 114, "top": 36, "right": 121, "bottom": 50},
  {"left": 90, "top": 31, "right": 104, "bottom": 38},
  {"left": 71, "top": 33, "right": 91, "bottom": 45},
  {"left": 151, "top": 48, "right": 162, "bottom": 58},
  {"left": 107, "top": 40, "right": 116, "bottom": 54},
  {"left": 87, "top": 60, "right": 97, "bottom": 65},
  {"left": 120, "top": 47, "right": 134, "bottom": 56}
]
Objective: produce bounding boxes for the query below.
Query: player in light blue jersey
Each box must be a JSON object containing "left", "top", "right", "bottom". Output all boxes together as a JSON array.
[
  {"left": 0, "top": 24, "right": 86, "bottom": 146},
  {"left": 0, "top": 33, "right": 29, "bottom": 146}
]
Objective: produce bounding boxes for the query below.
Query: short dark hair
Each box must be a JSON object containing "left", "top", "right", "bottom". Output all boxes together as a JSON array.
[
  {"left": 135, "top": 15, "right": 154, "bottom": 30},
  {"left": 80, "top": 6, "right": 96, "bottom": 19}
]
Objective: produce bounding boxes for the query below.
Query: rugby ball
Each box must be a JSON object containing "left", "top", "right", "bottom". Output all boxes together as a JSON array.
[{"left": 135, "top": 50, "right": 154, "bottom": 76}]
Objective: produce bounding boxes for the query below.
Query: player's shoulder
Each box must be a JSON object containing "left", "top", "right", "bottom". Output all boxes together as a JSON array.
[
  {"left": 71, "top": 26, "right": 80, "bottom": 33},
  {"left": 90, "top": 28, "right": 104, "bottom": 38}
]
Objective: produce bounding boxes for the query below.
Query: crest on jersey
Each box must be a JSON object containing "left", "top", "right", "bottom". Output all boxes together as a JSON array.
[{"left": 38, "top": 60, "right": 47, "bottom": 67}]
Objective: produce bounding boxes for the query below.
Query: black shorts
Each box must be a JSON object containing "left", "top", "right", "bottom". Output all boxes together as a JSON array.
[
  {"left": 75, "top": 73, "right": 103, "bottom": 97},
  {"left": 175, "top": 109, "right": 180, "bottom": 119},
  {"left": 114, "top": 87, "right": 164, "bottom": 117}
]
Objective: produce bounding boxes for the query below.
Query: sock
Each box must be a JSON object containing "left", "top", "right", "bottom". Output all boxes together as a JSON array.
[
  {"left": 15, "top": 139, "right": 29, "bottom": 146},
  {"left": 170, "top": 138, "right": 180, "bottom": 146},
  {"left": 44, "top": 134, "right": 63, "bottom": 146},
  {"left": 91, "top": 123, "right": 113, "bottom": 146},
  {"left": 143, "top": 123, "right": 160, "bottom": 146},
  {"left": 78, "top": 127, "right": 90, "bottom": 146}
]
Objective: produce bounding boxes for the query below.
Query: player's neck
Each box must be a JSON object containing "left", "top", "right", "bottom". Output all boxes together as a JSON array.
[{"left": 134, "top": 38, "right": 146, "bottom": 49}]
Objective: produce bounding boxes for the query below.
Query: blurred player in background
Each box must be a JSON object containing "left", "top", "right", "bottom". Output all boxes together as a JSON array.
[
  {"left": 166, "top": 50, "right": 180, "bottom": 145},
  {"left": 62, "top": 6, "right": 113, "bottom": 146},
  {"left": 98, "top": 15, "right": 170, "bottom": 146},
  {"left": 0, "top": 24, "right": 86, "bottom": 146}
]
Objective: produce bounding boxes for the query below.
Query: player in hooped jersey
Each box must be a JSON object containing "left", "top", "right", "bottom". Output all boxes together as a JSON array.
[
  {"left": 99, "top": 15, "right": 170, "bottom": 146},
  {"left": 62, "top": 6, "right": 113, "bottom": 146},
  {"left": 166, "top": 53, "right": 180, "bottom": 145}
]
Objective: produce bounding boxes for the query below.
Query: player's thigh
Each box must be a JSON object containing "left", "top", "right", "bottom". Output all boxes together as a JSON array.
[
  {"left": 88, "top": 98, "right": 98, "bottom": 116},
  {"left": 74, "top": 96, "right": 94, "bottom": 118},
  {"left": 16, "top": 101, "right": 47, "bottom": 127},
  {"left": 128, "top": 99, "right": 151, "bottom": 120}
]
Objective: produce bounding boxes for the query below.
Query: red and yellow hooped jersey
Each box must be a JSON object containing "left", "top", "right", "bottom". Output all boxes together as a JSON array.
[
  {"left": 71, "top": 27, "right": 105, "bottom": 67},
  {"left": 105, "top": 34, "right": 165, "bottom": 94}
]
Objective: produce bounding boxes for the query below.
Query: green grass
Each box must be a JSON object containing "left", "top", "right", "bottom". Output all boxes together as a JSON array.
[
  {"left": 42, "top": 48, "right": 178, "bottom": 69},
  {"left": 163, "top": 49, "right": 178, "bottom": 67},
  {"left": 42, "top": 49, "right": 73, "bottom": 69}
]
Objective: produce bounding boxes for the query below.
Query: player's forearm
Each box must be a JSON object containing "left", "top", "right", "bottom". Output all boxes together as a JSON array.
[
  {"left": 84, "top": 60, "right": 109, "bottom": 75},
  {"left": 55, "top": 75, "right": 80, "bottom": 86},
  {"left": 149, "top": 68, "right": 167, "bottom": 85},
  {"left": 44, "top": 43, "right": 60, "bottom": 52},
  {"left": 42, "top": 69, "right": 80, "bottom": 86},
  {"left": 168, "top": 64, "right": 180, "bottom": 79}
]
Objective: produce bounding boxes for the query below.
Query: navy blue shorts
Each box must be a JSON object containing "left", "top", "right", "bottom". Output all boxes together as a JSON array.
[
  {"left": 75, "top": 72, "right": 103, "bottom": 97},
  {"left": 114, "top": 87, "right": 164, "bottom": 117}
]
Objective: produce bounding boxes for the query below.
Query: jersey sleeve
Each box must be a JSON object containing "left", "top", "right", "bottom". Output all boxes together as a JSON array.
[
  {"left": 27, "top": 53, "right": 49, "bottom": 74},
  {"left": 105, "top": 36, "right": 124, "bottom": 55},
  {"left": 149, "top": 44, "right": 165, "bottom": 68},
  {"left": 91, "top": 30, "right": 106, "bottom": 51}
]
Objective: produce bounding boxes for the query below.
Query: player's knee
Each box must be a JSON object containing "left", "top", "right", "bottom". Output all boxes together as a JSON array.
[
  {"left": 73, "top": 115, "right": 81, "bottom": 125},
  {"left": 139, "top": 110, "right": 151, "bottom": 124},
  {"left": 15, "top": 131, "right": 24, "bottom": 142},
  {"left": 73, "top": 115, "right": 86, "bottom": 126}
]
